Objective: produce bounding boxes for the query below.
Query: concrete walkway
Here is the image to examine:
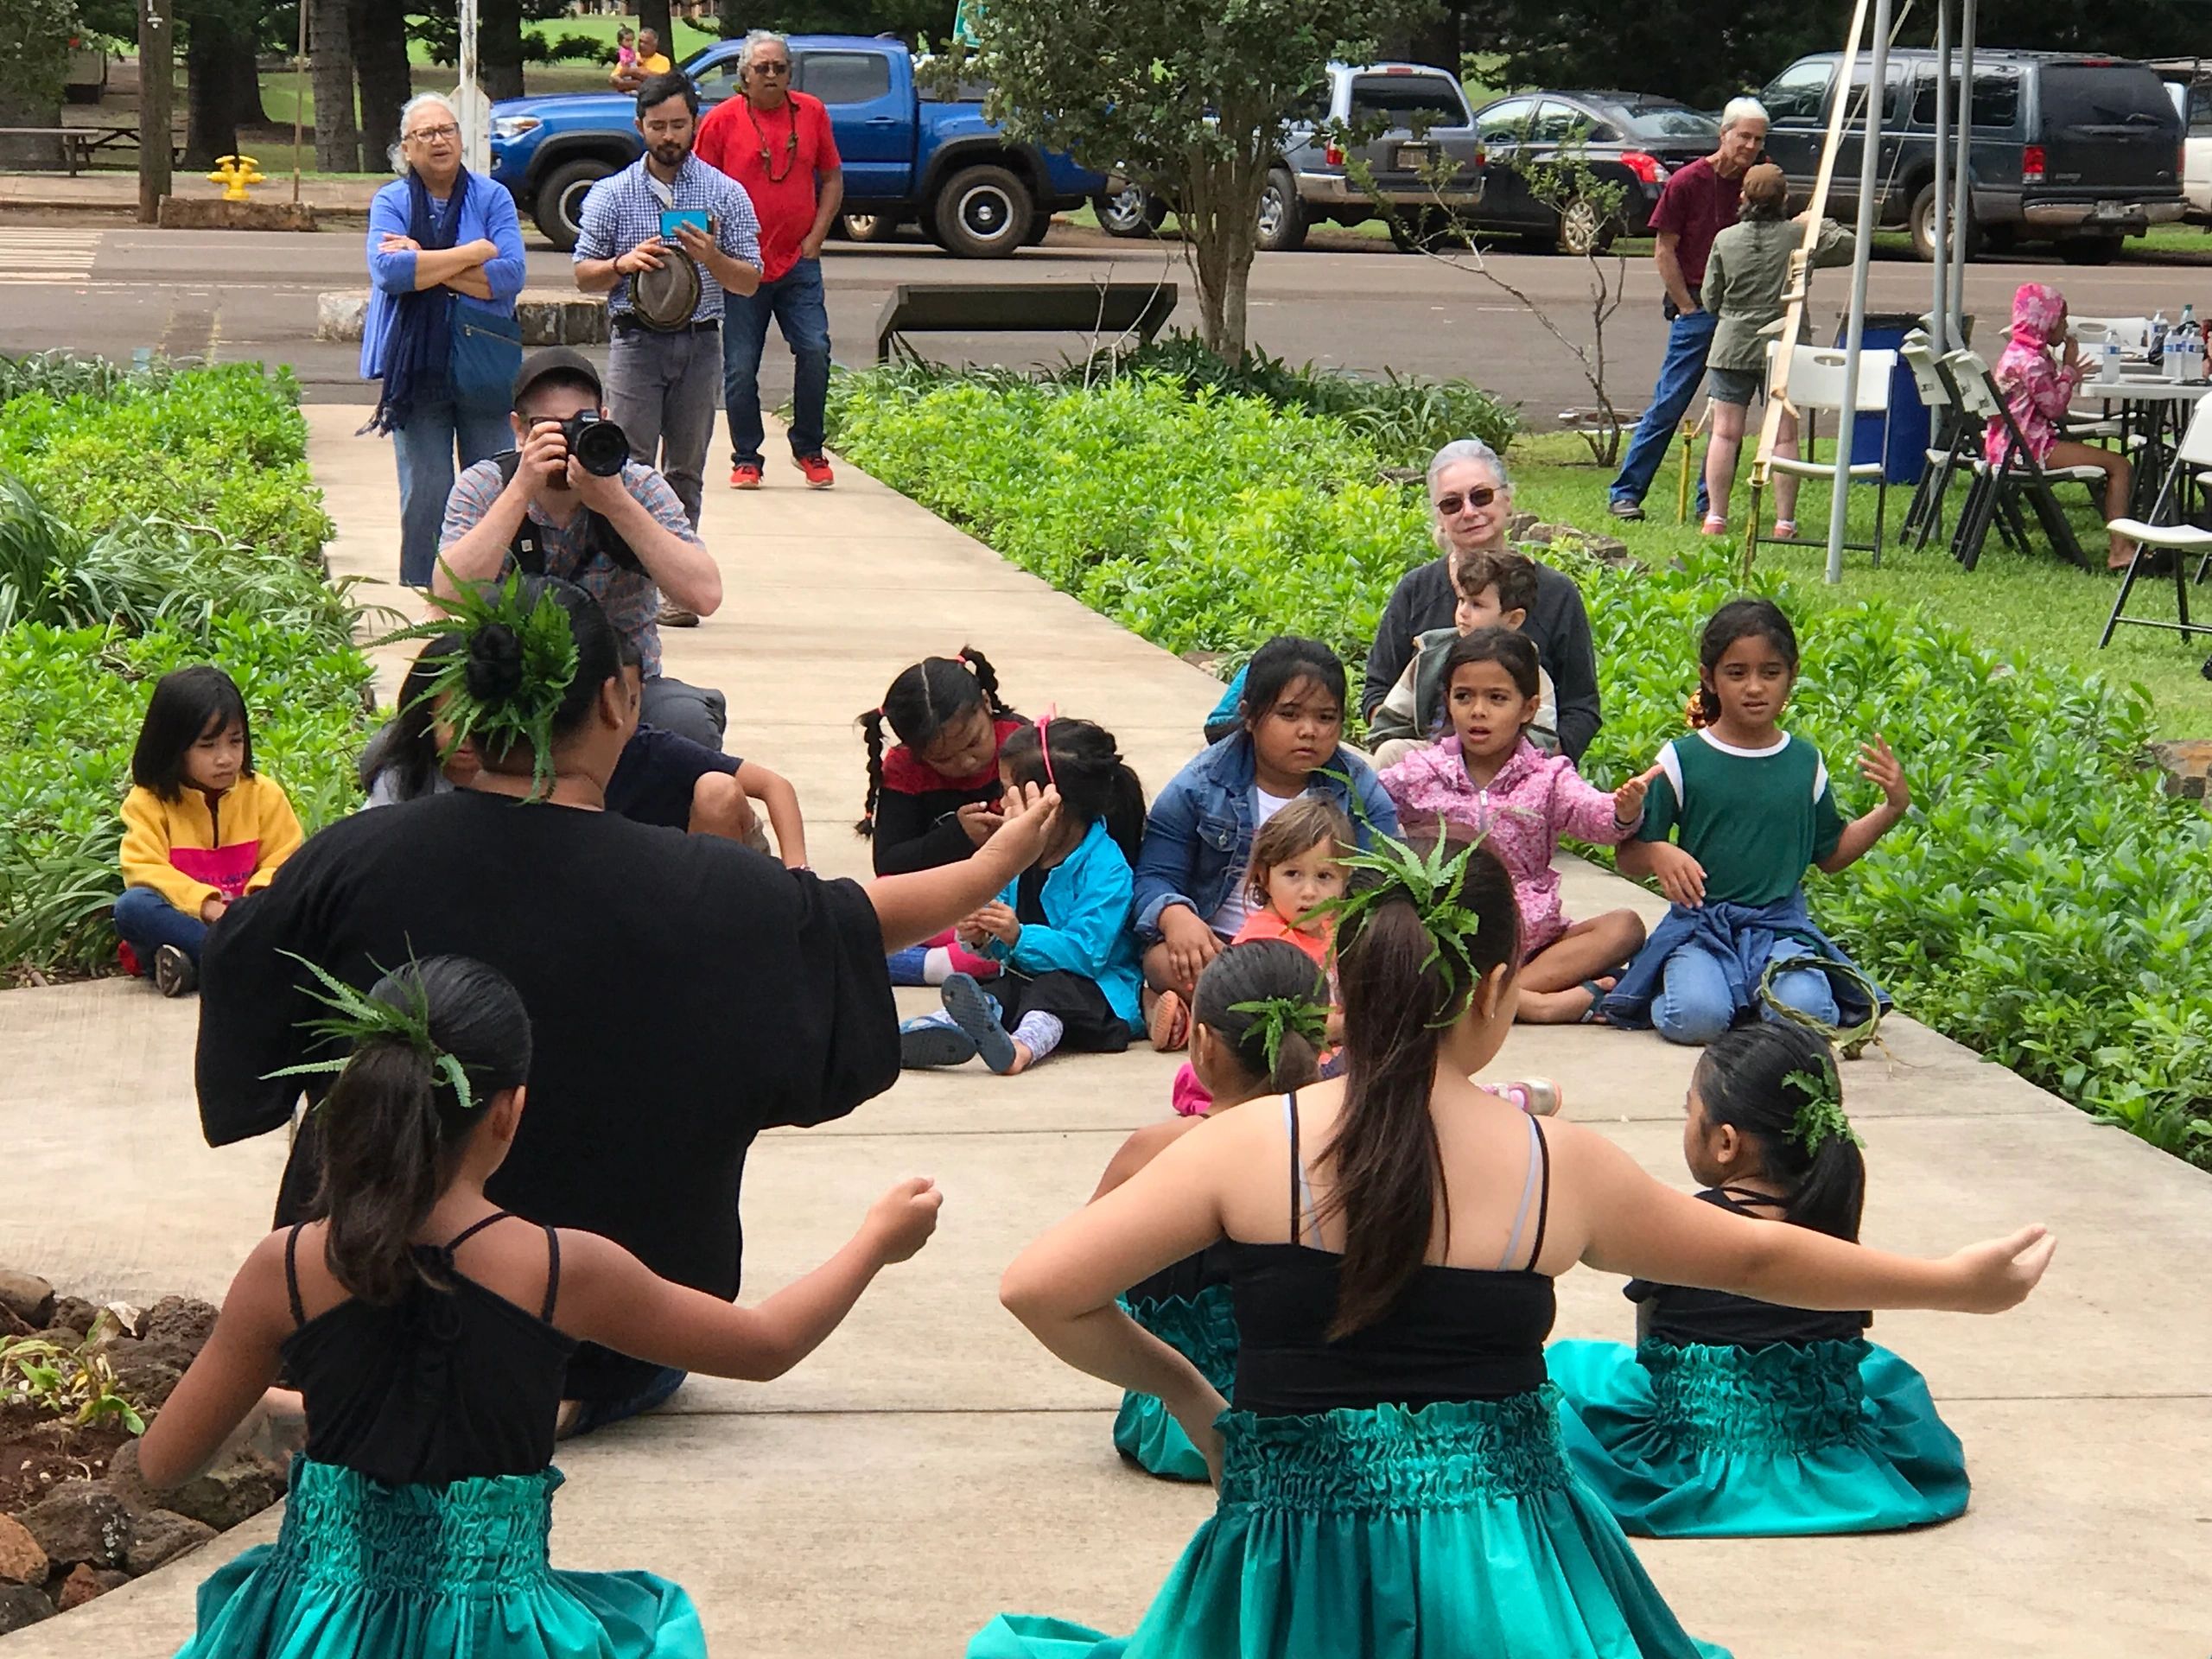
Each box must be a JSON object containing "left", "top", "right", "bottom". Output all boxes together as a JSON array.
[{"left": 3, "top": 404, "right": 2209, "bottom": 1656}]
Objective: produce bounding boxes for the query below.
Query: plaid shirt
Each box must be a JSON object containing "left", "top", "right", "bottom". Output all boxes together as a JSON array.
[
  {"left": 438, "top": 460, "right": 699, "bottom": 677},
  {"left": 574, "top": 153, "right": 762, "bottom": 322}
]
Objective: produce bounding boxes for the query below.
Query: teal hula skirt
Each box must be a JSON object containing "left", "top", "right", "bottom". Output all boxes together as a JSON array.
[
  {"left": 1548, "top": 1338, "right": 1969, "bottom": 1538},
  {"left": 1114, "top": 1287, "right": 1239, "bottom": 1482},
  {"left": 174, "top": 1457, "right": 705, "bottom": 1659},
  {"left": 971, "top": 1389, "right": 1729, "bottom": 1659}
]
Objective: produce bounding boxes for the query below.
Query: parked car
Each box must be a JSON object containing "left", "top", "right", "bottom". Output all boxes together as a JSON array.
[
  {"left": 1759, "top": 48, "right": 2185, "bottom": 263},
  {"left": 2150, "top": 60, "right": 2212, "bottom": 223},
  {"left": 487, "top": 34, "right": 1109, "bottom": 257},
  {"left": 1468, "top": 92, "right": 1717, "bottom": 253}
]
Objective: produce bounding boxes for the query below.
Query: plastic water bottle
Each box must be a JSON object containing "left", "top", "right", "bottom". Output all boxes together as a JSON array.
[
  {"left": 2150, "top": 309, "right": 2170, "bottom": 368},
  {"left": 2102, "top": 337, "right": 2123, "bottom": 384}
]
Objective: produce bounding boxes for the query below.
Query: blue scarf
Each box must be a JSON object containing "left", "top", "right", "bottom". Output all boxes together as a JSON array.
[{"left": 370, "top": 166, "right": 468, "bottom": 435}]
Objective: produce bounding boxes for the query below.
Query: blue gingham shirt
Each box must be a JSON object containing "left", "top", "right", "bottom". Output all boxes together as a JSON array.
[{"left": 574, "top": 154, "right": 762, "bottom": 322}]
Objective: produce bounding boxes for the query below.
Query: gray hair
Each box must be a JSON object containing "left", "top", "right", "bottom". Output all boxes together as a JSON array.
[
  {"left": 1425, "top": 439, "right": 1511, "bottom": 551},
  {"left": 391, "top": 91, "right": 461, "bottom": 175},
  {"left": 1719, "top": 96, "right": 1770, "bottom": 134},
  {"left": 739, "top": 29, "right": 789, "bottom": 72}
]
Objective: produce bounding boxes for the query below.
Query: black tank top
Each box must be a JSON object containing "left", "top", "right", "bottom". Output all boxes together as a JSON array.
[
  {"left": 1224, "top": 1094, "right": 1558, "bottom": 1415},
  {"left": 1126, "top": 1239, "right": 1238, "bottom": 1308},
  {"left": 281, "top": 1213, "right": 577, "bottom": 1488},
  {"left": 1626, "top": 1187, "right": 1871, "bottom": 1346}
]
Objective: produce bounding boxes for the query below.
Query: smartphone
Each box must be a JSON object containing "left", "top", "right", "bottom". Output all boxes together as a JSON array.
[{"left": 658, "top": 207, "right": 709, "bottom": 240}]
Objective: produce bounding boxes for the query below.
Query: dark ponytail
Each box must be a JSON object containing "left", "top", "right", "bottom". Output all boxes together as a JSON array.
[
  {"left": 855, "top": 646, "right": 1015, "bottom": 836},
  {"left": 1691, "top": 597, "right": 1798, "bottom": 729},
  {"left": 312, "top": 957, "right": 533, "bottom": 1305},
  {"left": 1323, "top": 839, "right": 1522, "bottom": 1338},
  {"left": 1000, "top": 716, "right": 1147, "bottom": 862},
  {"left": 358, "top": 634, "right": 463, "bottom": 801},
  {"left": 1191, "top": 939, "right": 1329, "bottom": 1095},
  {"left": 1692, "top": 1023, "right": 1865, "bottom": 1242}
]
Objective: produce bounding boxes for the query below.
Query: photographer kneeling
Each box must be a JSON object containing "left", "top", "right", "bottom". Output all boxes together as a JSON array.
[{"left": 437, "top": 347, "right": 729, "bottom": 750}]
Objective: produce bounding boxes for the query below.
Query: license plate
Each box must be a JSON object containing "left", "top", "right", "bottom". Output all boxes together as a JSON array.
[
  {"left": 2093, "top": 200, "right": 2126, "bottom": 220},
  {"left": 1395, "top": 143, "right": 1432, "bottom": 170}
]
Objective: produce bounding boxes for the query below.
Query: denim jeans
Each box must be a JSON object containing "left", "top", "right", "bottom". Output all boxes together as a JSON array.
[
  {"left": 1611, "top": 308, "right": 1719, "bottom": 513},
  {"left": 1649, "top": 936, "right": 1841, "bottom": 1047},
  {"left": 113, "top": 887, "right": 208, "bottom": 969},
  {"left": 394, "top": 382, "right": 513, "bottom": 588},
  {"left": 604, "top": 323, "right": 722, "bottom": 528},
  {"left": 722, "top": 257, "right": 831, "bottom": 467},
  {"left": 639, "top": 674, "right": 727, "bottom": 752}
]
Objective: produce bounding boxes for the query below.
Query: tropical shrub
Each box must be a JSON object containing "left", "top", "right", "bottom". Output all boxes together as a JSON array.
[{"left": 829, "top": 367, "right": 2212, "bottom": 1168}]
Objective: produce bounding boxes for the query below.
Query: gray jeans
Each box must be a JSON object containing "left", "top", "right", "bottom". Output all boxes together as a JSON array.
[
  {"left": 604, "top": 322, "right": 721, "bottom": 527},
  {"left": 640, "top": 674, "right": 727, "bottom": 752}
]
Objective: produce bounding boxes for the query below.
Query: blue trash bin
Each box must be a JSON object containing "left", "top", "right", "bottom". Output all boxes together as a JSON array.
[{"left": 1835, "top": 314, "right": 1927, "bottom": 486}]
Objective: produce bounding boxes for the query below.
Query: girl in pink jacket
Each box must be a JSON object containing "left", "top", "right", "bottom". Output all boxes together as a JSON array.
[
  {"left": 1986, "top": 281, "right": 2136, "bottom": 570},
  {"left": 1379, "top": 628, "right": 1651, "bottom": 1023}
]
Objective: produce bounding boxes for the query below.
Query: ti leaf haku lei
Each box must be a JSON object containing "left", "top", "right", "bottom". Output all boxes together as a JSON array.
[
  {"left": 376, "top": 566, "right": 579, "bottom": 802},
  {"left": 1783, "top": 1050, "right": 1860, "bottom": 1156},
  {"left": 1310, "top": 820, "right": 1498, "bottom": 1027},
  {"left": 1228, "top": 984, "right": 1332, "bottom": 1076},
  {"left": 262, "top": 950, "right": 480, "bottom": 1113}
]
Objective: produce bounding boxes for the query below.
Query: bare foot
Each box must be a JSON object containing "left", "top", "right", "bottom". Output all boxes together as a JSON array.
[
  {"left": 1003, "top": 1040, "right": 1036, "bottom": 1076},
  {"left": 1516, "top": 978, "right": 1615, "bottom": 1026}
]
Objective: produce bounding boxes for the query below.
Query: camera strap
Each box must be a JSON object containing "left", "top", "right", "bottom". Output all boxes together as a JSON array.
[{"left": 493, "top": 450, "right": 642, "bottom": 575}]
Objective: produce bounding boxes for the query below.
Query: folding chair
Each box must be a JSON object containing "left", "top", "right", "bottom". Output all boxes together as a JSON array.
[
  {"left": 1899, "top": 333, "right": 1970, "bottom": 550},
  {"left": 1945, "top": 349, "right": 2098, "bottom": 572},
  {"left": 2101, "top": 387, "right": 2212, "bottom": 647},
  {"left": 1764, "top": 345, "right": 1897, "bottom": 563}
]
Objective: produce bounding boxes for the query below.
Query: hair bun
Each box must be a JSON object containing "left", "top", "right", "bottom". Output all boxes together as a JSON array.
[{"left": 463, "top": 622, "right": 526, "bottom": 707}]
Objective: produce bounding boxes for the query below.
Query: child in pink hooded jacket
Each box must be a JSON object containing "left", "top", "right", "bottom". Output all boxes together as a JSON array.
[
  {"left": 1379, "top": 627, "right": 1652, "bottom": 1024},
  {"left": 1986, "top": 281, "right": 2136, "bottom": 569}
]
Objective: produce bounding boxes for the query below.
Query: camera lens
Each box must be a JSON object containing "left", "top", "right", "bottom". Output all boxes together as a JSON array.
[{"left": 567, "top": 415, "right": 631, "bottom": 478}]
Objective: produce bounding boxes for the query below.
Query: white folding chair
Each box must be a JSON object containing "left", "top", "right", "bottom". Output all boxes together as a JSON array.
[
  {"left": 1766, "top": 345, "right": 1897, "bottom": 562},
  {"left": 1947, "top": 349, "right": 2099, "bottom": 571},
  {"left": 1900, "top": 333, "right": 1968, "bottom": 550},
  {"left": 2102, "top": 387, "right": 2212, "bottom": 646}
]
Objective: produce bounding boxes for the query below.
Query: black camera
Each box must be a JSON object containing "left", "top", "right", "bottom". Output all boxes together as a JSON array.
[{"left": 557, "top": 411, "right": 630, "bottom": 478}]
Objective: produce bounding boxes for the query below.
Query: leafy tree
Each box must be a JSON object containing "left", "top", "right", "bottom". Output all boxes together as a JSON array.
[
  {"left": 0, "top": 0, "right": 74, "bottom": 170},
  {"left": 969, "top": 0, "right": 1430, "bottom": 359}
]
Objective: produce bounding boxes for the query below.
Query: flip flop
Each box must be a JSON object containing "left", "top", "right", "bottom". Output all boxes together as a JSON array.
[
  {"left": 900, "top": 1014, "right": 977, "bottom": 1070},
  {"left": 1147, "top": 989, "right": 1190, "bottom": 1052},
  {"left": 1578, "top": 978, "right": 1615, "bottom": 1026},
  {"left": 943, "top": 973, "right": 1020, "bottom": 1074}
]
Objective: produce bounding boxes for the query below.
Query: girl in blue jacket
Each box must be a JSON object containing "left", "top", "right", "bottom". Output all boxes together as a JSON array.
[
  {"left": 904, "top": 717, "right": 1147, "bottom": 1076},
  {"left": 1133, "top": 636, "right": 1399, "bottom": 1050}
]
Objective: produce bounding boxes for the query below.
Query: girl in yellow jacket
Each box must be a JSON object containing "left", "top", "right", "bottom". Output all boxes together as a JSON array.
[{"left": 117, "top": 666, "right": 302, "bottom": 996}]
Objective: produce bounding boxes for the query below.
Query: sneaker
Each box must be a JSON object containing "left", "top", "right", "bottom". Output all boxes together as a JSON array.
[
  {"left": 1487, "top": 1077, "right": 1562, "bottom": 1117},
  {"left": 1700, "top": 514, "right": 1729, "bottom": 537},
  {"left": 657, "top": 601, "right": 700, "bottom": 628},
  {"left": 1608, "top": 497, "right": 1645, "bottom": 521},
  {"left": 1772, "top": 519, "right": 1799, "bottom": 541},
  {"left": 729, "top": 462, "right": 763, "bottom": 490},
  {"left": 116, "top": 940, "right": 143, "bottom": 979},
  {"left": 942, "top": 973, "right": 1018, "bottom": 1074},
  {"left": 153, "top": 944, "right": 198, "bottom": 998},
  {"left": 794, "top": 454, "right": 836, "bottom": 489}
]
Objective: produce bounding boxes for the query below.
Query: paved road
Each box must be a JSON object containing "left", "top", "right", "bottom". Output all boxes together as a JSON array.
[{"left": 6, "top": 220, "right": 2212, "bottom": 425}]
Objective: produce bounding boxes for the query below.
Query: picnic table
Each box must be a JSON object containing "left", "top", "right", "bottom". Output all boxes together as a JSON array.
[{"left": 0, "top": 125, "right": 184, "bottom": 177}]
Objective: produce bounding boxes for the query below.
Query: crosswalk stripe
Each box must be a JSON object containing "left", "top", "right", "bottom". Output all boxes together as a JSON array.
[{"left": 0, "top": 230, "right": 102, "bottom": 280}]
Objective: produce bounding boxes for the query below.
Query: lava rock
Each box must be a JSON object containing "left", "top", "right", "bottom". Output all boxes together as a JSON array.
[
  {"left": 142, "top": 1297, "right": 219, "bottom": 1356},
  {"left": 48, "top": 1297, "right": 99, "bottom": 1336},
  {"left": 0, "top": 1583, "right": 53, "bottom": 1634},
  {"left": 0, "top": 1271, "right": 54, "bottom": 1331},
  {"left": 123, "top": 1510, "right": 216, "bottom": 1574},
  {"left": 0, "top": 1515, "right": 48, "bottom": 1586},
  {"left": 55, "top": 1562, "right": 130, "bottom": 1611},
  {"left": 143, "top": 1446, "right": 286, "bottom": 1532},
  {"left": 16, "top": 1484, "right": 131, "bottom": 1568},
  {"left": 109, "top": 1355, "right": 182, "bottom": 1410}
]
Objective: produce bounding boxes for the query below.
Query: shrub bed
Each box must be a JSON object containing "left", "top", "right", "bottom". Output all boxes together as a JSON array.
[
  {"left": 828, "top": 368, "right": 2212, "bottom": 1169},
  {"left": 0, "top": 357, "right": 372, "bottom": 984}
]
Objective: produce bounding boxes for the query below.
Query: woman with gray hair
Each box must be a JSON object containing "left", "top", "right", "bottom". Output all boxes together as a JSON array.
[{"left": 363, "top": 90, "right": 527, "bottom": 587}]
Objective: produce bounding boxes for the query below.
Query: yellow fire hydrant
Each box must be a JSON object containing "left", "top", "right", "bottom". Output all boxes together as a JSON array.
[{"left": 207, "top": 155, "right": 264, "bottom": 201}]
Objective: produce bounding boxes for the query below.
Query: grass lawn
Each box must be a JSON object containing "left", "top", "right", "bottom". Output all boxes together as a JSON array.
[
  {"left": 1506, "top": 428, "right": 2212, "bottom": 738},
  {"left": 404, "top": 14, "right": 723, "bottom": 70}
]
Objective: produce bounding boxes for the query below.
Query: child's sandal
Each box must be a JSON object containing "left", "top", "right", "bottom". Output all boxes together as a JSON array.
[{"left": 1147, "top": 989, "right": 1190, "bottom": 1052}]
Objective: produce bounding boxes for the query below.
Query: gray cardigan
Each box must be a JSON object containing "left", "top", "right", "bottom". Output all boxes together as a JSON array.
[{"left": 1700, "top": 217, "right": 1856, "bottom": 374}]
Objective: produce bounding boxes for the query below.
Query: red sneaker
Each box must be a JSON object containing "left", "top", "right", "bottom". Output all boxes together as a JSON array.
[
  {"left": 795, "top": 454, "right": 835, "bottom": 489},
  {"left": 729, "top": 462, "right": 762, "bottom": 490},
  {"left": 117, "top": 940, "right": 143, "bottom": 979}
]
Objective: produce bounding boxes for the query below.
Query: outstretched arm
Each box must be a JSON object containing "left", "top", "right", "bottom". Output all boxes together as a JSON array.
[
  {"left": 136, "top": 1233, "right": 294, "bottom": 1487},
  {"left": 864, "top": 780, "right": 1061, "bottom": 951},
  {"left": 1815, "top": 736, "right": 1910, "bottom": 874}
]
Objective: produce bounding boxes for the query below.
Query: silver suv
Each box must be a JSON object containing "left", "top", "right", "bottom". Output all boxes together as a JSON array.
[{"left": 1264, "top": 62, "right": 1485, "bottom": 251}]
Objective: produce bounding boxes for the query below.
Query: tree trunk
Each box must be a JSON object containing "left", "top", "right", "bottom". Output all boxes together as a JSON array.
[
  {"left": 639, "top": 0, "right": 674, "bottom": 51},
  {"left": 217, "top": 24, "right": 268, "bottom": 130},
  {"left": 479, "top": 0, "right": 524, "bottom": 101},
  {"left": 352, "top": 0, "right": 413, "bottom": 168},
  {"left": 310, "top": 0, "right": 360, "bottom": 171},
  {"left": 183, "top": 19, "right": 239, "bottom": 167}
]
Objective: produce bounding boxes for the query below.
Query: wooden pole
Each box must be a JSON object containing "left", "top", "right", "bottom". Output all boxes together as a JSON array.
[
  {"left": 293, "top": 0, "right": 308, "bottom": 204},
  {"left": 137, "top": 0, "right": 173, "bottom": 225}
]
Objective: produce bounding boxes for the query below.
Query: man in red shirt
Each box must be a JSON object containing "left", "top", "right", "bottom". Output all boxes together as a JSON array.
[
  {"left": 696, "top": 30, "right": 845, "bottom": 490},
  {"left": 1608, "top": 97, "right": 1768, "bottom": 522}
]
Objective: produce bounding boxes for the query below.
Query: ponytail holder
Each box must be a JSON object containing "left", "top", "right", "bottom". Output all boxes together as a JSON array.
[
  {"left": 1035, "top": 702, "right": 1058, "bottom": 789},
  {"left": 1783, "top": 1054, "right": 1859, "bottom": 1156},
  {"left": 261, "top": 950, "right": 480, "bottom": 1113},
  {"left": 1228, "top": 986, "right": 1331, "bottom": 1077}
]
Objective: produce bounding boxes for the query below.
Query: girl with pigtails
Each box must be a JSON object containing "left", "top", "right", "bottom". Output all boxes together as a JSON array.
[
  {"left": 1549, "top": 1020, "right": 1970, "bottom": 1537},
  {"left": 146, "top": 954, "right": 943, "bottom": 1659},
  {"left": 970, "top": 830, "right": 2052, "bottom": 1659}
]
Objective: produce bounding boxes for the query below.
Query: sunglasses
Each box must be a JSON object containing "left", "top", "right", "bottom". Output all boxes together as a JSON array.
[
  {"left": 1435, "top": 486, "right": 1499, "bottom": 516},
  {"left": 750, "top": 60, "right": 791, "bottom": 73}
]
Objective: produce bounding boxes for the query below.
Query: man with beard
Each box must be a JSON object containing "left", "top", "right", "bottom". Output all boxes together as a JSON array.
[{"left": 574, "top": 73, "right": 762, "bottom": 539}]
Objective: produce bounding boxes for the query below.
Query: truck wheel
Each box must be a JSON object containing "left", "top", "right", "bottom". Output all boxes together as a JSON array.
[
  {"left": 1255, "top": 168, "right": 1308, "bottom": 252},
  {"left": 1022, "top": 210, "right": 1054, "bottom": 247},
  {"left": 932, "top": 165, "right": 1033, "bottom": 258},
  {"left": 1909, "top": 181, "right": 1981, "bottom": 263},
  {"left": 2060, "top": 236, "right": 2125, "bottom": 266},
  {"left": 841, "top": 212, "right": 904, "bottom": 243},
  {"left": 1096, "top": 184, "right": 1167, "bottom": 237},
  {"left": 534, "top": 159, "right": 614, "bottom": 252}
]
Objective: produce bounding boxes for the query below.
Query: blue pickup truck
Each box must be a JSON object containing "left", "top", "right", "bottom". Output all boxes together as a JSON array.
[{"left": 487, "top": 34, "right": 1109, "bottom": 257}]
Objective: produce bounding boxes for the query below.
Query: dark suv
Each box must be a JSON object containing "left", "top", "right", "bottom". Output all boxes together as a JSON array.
[{"left": 1759, "top": 49, "right": 2184, "bottom": 263}]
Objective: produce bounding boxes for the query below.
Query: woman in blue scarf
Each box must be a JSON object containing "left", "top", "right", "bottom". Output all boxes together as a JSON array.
[{"left": 364, "top": 92, "right": 527, "bottom": 588}]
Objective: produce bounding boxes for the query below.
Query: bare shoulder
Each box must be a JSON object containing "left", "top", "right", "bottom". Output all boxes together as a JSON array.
[{"left": 1095, "top": 1116, "right": 1202, "bottom": 1200}]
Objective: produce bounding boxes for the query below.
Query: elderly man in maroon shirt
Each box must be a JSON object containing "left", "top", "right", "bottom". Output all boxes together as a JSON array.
[
  {"left": 696, "top": 29, "right": 845, "bottom": 491},
  {"left": 1608, "top": 97, "right": 1769, "bottom": 522}
]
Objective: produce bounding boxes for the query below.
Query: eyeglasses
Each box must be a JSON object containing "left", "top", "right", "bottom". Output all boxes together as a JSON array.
[
  {"left": 750, "top": 60, "right": 791, "bottom": 74},
  {"left": 406, "top": 124, "right": 461, "bottom": 143},
  {"left": 1434, "top": 486, "right": 1499, "bottom": 516}
]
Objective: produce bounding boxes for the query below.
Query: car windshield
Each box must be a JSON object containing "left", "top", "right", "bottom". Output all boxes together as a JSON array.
[{"left": 1616, "top": 104, "right": 1719, "bottom": 141}]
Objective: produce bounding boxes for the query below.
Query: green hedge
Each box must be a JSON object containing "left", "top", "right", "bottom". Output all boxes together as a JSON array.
[
  {"left": 828, "top": 368, "right": 2212, "bottom": 1169},
  {"left": 0, "top": 357, "right": 370, "bottom": 982}
]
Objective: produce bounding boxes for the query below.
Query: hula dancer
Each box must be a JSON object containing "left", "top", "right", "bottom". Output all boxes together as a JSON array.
[
  {"left": 971, "top": 833, "right": 2053, "bottom": 1658},
  {"left": 1550, "top": 1022, "right": 1969, "bottom": 1536}
]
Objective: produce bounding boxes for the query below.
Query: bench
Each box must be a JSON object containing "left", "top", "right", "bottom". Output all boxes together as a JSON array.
[
  {"left": 0, "top": 125, "right": 184, "bottom": 176},
  {"left": 874, "top": 280, "right": 1179, "bottom": 364}
]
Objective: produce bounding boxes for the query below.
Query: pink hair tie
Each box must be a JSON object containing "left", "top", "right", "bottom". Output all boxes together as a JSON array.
[{"left": 1035, "top": 704, "right": 1057, "bottom": 789}]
